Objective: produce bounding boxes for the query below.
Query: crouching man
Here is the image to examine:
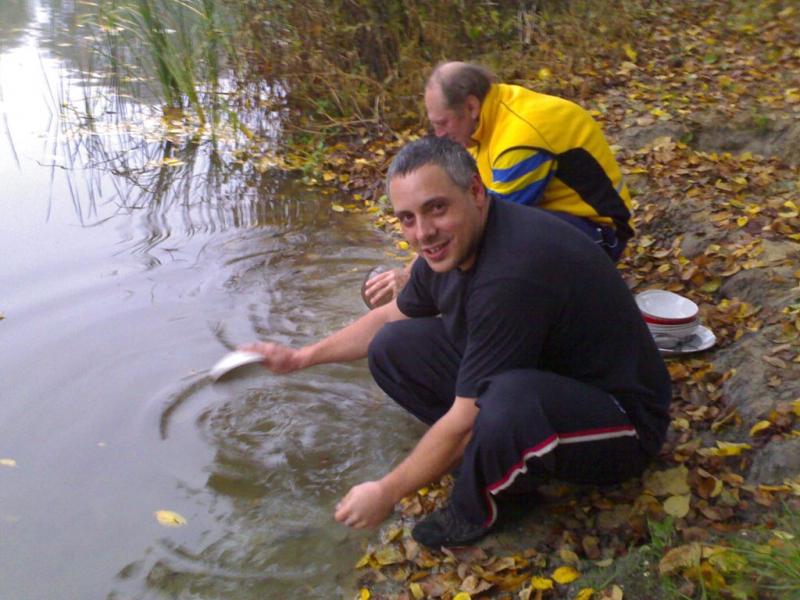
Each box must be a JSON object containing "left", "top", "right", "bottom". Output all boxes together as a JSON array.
[{"left": 242, "top": 136, "right": 671, "bottom": 547}]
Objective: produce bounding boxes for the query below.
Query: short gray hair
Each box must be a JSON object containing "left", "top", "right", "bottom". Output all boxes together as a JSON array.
[
  {"left": 426, "top": 61, "right": 495, "bottom": 109},
  {"left": 385, "top": 137, "right": 478, "bottom": 197}
]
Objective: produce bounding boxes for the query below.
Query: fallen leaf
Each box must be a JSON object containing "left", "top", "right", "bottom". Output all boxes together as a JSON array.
[
  {"left": 749, "top": 420, "right": 772, "bottom": 436},
  {"left": 663, "top": 494, "right": 691, "bottom": 518},
  {"left": 552, "top": 565, "right": 580, "bottom": 584},
  {"left": 154, "top": 510, "right": 187, "bottom": 527},
  {"left": 331, "top": 203, "right": 345, "bottom": 212},
  {"left": 409, "top": 582, "right": 424, "bottom": 599},
  {"left": 762, "top": 355, "right": 787, "bottom": 368},
  {"left": 698, "top": 441, "right": 752, "bottom": 457},
  {"left": 375, "top": 545, "right": 406, "bottom": 566},
  {"left": 643, "top": 466, "right": 690, "bottom": 496},
  {"left": 659, "top": 543, "right": 701, "bottom": 575},
  {"left": 599, "top": 584, "right": 624, "bottom": 600},
  {"left": 531, "top": 576, "right": 553, "bottom": 590},
  {"left": 0, "top": 458, "right": 17, "bottom": 468},
  {"left": 575, "top": 588, "right": 595, "bottom": 600}
]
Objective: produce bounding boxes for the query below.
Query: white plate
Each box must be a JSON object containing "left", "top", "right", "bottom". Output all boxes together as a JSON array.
[
  {"left": 636, "top": 289, "right": 698, "bottom": 321},
  {"left": 209, "top": 350, "right": 264, "bottom": 381},
  {"left": 658, "top": 325, "right": 716, "bottom": 355}
]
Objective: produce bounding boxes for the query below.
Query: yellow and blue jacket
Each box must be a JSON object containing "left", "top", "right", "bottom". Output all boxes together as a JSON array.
[{"left": 470, "top": 84, "right": 633, "bottom": 244}]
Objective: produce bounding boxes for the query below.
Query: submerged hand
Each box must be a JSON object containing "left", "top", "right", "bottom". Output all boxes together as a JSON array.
[
  {"left": 238, "top": 341, "right": 306, "bottom": 374},
  {"left": 334, "top": 481, "right": 394, "bottom": 529},
  {"left": 363, "top": 268, "right": 409, "bottom": 309}
]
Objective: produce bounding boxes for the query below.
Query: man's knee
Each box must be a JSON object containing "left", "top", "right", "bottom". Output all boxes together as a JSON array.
[
  {"left": 475, "top": 370, "right": 543, "bottom": 431},
  {"left": 367, "top": 320, "right": 411, "bottom": 369}
]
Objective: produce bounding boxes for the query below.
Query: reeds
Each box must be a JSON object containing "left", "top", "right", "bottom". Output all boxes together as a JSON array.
[{"left": 89, "top": 0, "right": 244, "bottom": 129}]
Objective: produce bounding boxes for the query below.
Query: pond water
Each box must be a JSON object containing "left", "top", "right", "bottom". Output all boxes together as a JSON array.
[{"left": 0, "top": 2, "right": 421, "bottom": 598}]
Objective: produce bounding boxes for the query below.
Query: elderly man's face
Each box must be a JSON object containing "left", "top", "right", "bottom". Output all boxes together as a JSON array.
[
  {"left": 389, "top": 164, "right": 487, "bottom": 273},
  {"left": 425, "top": 84, "right": 480, "bottom": 148}
]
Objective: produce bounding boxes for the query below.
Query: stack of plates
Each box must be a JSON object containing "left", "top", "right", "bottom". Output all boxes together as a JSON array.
[{"left": 635, "top": 290, "right": 716, "bottom": 354}]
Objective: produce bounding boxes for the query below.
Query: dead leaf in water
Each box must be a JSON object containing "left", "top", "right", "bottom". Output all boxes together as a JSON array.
[{"left": 154, "top": 510, "right": 187, "bottom": 527}]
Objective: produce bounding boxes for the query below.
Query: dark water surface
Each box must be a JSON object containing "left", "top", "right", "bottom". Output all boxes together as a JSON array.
[{"left": 0, "top": 2, "right": 420, "bottom": 598}]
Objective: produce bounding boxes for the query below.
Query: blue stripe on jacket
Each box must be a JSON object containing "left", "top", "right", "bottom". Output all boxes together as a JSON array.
[
  {"left": 489, "top": 174, "right": 552, "bottom": 205},
  {"left": 491, "top": 152, "right": 552, "bottom": 183}
]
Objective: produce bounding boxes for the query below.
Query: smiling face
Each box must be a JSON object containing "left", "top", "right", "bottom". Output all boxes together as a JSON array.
[
  {"left": 389, "top": 164, "right": 488, "bottom": 273},
  {"left": 424, "top": 83, "right": 480, "bottom": 148}
]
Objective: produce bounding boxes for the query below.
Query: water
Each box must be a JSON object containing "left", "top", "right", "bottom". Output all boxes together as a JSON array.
[{"left": 0, "top": 3, "right": 420, "bottom": 598}]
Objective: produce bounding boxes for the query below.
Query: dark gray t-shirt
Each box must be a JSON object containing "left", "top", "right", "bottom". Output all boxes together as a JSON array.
[{"left": 397, "top": 200, "right": 671, "bottom": 455}]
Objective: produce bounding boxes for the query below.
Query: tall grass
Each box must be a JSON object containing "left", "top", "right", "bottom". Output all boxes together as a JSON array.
[{"left": 90, "top": 0, "right": 243, "bottom": 128}]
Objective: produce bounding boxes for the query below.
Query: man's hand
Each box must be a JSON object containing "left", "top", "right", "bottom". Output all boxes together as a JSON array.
[
  {"left": 363, "top": 267, "right": 410, "bottom": 309},
  {"left": 238, "top": 341, "right": 306, "bottom": 374},
  {"left": 334, "top": 480, "right": 395, "bottom": 529}
]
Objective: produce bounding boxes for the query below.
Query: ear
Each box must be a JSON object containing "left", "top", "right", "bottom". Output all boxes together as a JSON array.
[
  {"left": 464, "top": 95, "right": 481, "bottom": 120},
  {"left": 470, "top": 173, "right": 487, "bottom": 208}
]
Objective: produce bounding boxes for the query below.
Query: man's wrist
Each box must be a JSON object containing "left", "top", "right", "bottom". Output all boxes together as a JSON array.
[{"left": 295, "top": 345, "right": 315, "bottom": 370}]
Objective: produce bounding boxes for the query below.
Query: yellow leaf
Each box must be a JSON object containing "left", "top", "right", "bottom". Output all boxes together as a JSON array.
[
  {"left": 749, "top": 420, "right": 772, "bottom": 436},
  {"left": 374, "top": 545, "right": 405, "bottom": 566},
  {"left": 322, "top": 171, "right": 336, "bottom": 182},
  {"left": 759, "top": 484, "right": 790, "bottom": 493},
  {"left": 792, "top": 399, "right": 800, "bottom": 417},
  {"left": 606, "top": 584, "right": 624, "bottom": 600},
  {"left": 714, "top": 180, "right": 734, "bottom": 192},
  {"left": 331, "top": 204, "right": 345, "bottom": 213},
  {"left": 397, "top": 241, "right": 410, "bottom": 250},
  {"left": 744, "top": 204, "right": 762, "bottom": 214},
  {"left": 355, "top": 552, "right": 371, "bottom": 568},
  {"left": 161, "top": 157, "right": 184, "bottom": 167},
  {"left": 700, "top": 278, "right": 721, "bottom": 293},
  {"left": 154, "top": 510, "right": 187, "bottom": 527},
  {"left": 736, "top": 216, "right": 749, "bottom": 227},
  {"left": 575, "top": 589, "right": 595, "bottom": 600},
  {"left": 531, "top": 576, "right": 554, "bottom": 590},
  {"left": 538, "top": 68, "right": 552, "bottom": 81},
  {"left": 552, "top": 565, "right": 580, "bottom": 584},
  {"left": 623, "top": 43, "right": 638, "bottom": 61},
  {"left": 663, "top": 494, "right": 691, "bottom": 518},
  {"left": 409, "top": 582, "right": 424, "bottom": 599},
  {"left": 643, "top": 466, "right": 690, "bottom": 496},
  {"left": 358, "top": 588, "right": 371, "bottom": 600},
  {"left": 0, "top": 458, "right": 17, "bottom": 468},
  {"left": 453, "top": 594, "right": 471, "bottom": 600},
  {"left": 715, "top": 441, "right": 752, "bottom": 456}
]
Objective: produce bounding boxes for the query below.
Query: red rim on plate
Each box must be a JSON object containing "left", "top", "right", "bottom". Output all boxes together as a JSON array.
[{"left": 641, "top": 312, "right": 699, "bottom": 325}]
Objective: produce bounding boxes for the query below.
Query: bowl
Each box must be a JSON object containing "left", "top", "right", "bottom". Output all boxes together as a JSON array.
[{"left": 635, "top": 290, "right": 698, "bottom": 323}]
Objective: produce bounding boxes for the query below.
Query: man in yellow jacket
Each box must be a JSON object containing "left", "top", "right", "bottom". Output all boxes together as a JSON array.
[{"left": 364, "top": 61, "right": 633, "bottom": 307}]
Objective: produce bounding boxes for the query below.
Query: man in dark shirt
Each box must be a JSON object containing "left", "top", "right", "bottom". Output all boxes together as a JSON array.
[{"left": 243, "top": 137, "right": 671, "bottom": 547}]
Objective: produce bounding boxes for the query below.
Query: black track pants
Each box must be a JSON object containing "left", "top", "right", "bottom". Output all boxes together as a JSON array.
[{"left": 368, "top": 317, "right": 653, "bottom": 527}]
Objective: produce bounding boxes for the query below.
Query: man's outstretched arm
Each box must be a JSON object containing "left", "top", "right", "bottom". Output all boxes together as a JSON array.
[
  {"left": 240, "top": 298, "right": 406, "bottom": 373},
  {"left": 334, "top": 396, "right": 479, "bottom": 528}
]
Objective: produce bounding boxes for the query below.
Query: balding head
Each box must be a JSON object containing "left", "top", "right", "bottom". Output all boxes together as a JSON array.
[{"left": 425, "top": 61, "right": 495, "bottom": 110}]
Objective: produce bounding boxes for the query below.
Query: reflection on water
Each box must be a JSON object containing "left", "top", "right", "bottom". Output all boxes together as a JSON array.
[{"left": 0, "top": 2, "right": 417, "bottom": 599}]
